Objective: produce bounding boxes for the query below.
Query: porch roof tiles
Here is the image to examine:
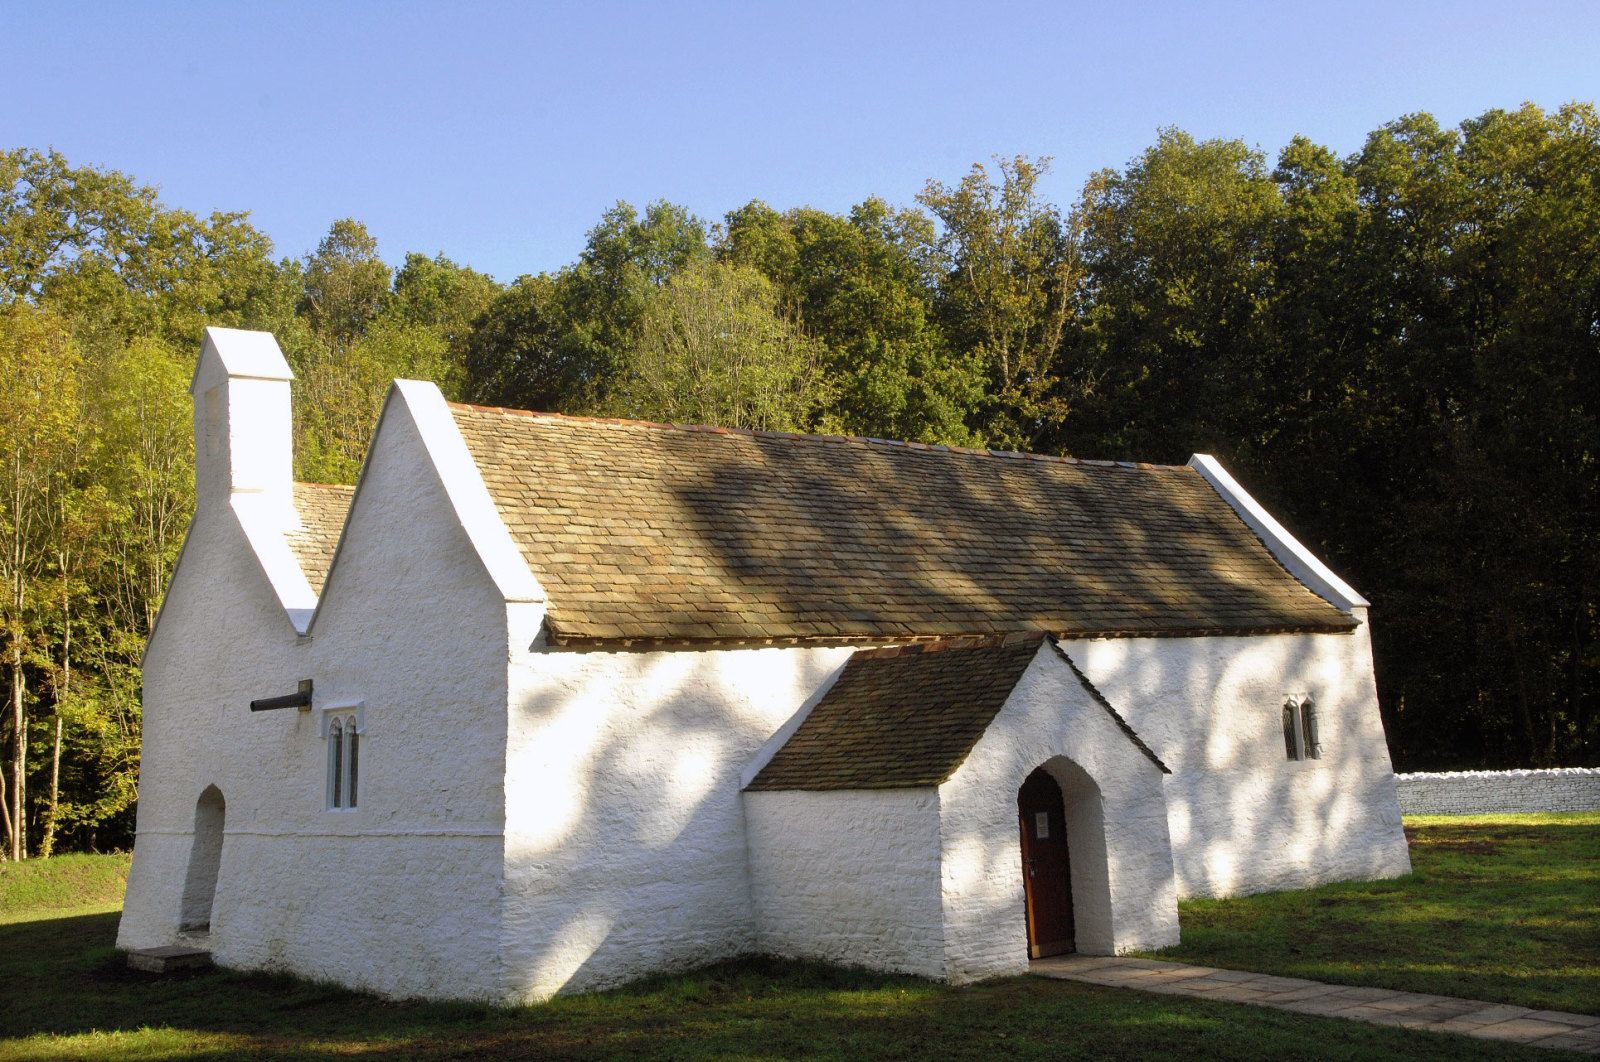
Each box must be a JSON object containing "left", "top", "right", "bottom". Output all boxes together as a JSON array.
[{"left": 746, "top": 634, "right": 1047, "bottom": 791}]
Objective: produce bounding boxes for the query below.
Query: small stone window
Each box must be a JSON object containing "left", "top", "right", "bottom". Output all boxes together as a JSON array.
[
  {"left": 1299, "top": 698, "right": 1321, "bottom": 760},
  {"left": 1283, "top": 696, "right": 1322, "bottom": 761},
  {"left": 326, "top": 711, "right": 360, "bottom": 809}
]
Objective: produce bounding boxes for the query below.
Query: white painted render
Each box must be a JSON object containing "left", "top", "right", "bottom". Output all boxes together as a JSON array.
[
  {"left": 500, "top": 643, "right": 853, "bottom": 1000},
  {"left": 122, "top": 380, "right": 521, "bottom": 1001},
  {"left": 939, "top": 644, "right": 1179, "bottom": 981},
  {"left": 367, "top": 381, "right": 545, "bottom": 610},
  {"left": 123, "top": 330, "right": 1413, "bottom": 1004},
  {"left": 742, "top": 643, "right": 1181, "bottom": 985},
  {"left": 744, "top": 789, "right": 946, "bottom": 978},
  {"left": 191, "top": 329, "right": 296, "bottom": 523},
  {"left": 121, "top": 469, "right": 315, "bottom": 958},
  {"left": 1063, "top": 625, "right": 1412, "bottom": 899}
]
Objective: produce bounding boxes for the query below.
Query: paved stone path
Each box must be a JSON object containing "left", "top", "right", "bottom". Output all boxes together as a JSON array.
[{"left": 1032, "top": 955, "right": 1600, "bottom": 1054}]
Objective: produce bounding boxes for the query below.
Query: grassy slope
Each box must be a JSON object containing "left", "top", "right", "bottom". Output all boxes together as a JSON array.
[
  {"left": 0, "top": 851, "right": 129, "bottom": 924},
  {"left": 1140, "top": 813, "right": 1600, "bottom": 1014}
]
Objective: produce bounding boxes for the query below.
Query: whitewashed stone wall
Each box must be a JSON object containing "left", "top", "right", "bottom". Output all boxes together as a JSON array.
[
  {"left": 120, "top": 502, "right": 312, "bottom": 952},
  {"left": 744, "top": 789, "right": 946, "bottom": 978},
  {"left": 1063, "top": 620, "right": 1412, "bottom": 899},
  {"left": 1394, "top": 768, "right": 1600, "bottom": 815},
  {"left": 121, "top": 381, "right": 516, "bottom": 1001},
  {"left": 939, "top": 645, "right": 1178, "bottom": 982},
  {"left": 500, "top": 643, "right": 854, "bottom": 1000},
  {"left": 126, "top": 331, "right": 1417, "bottom": 1004}
]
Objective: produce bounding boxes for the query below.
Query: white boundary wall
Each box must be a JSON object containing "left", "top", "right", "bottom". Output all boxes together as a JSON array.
[{"left": 1394, "top": 768, "right": 1600, "bottom": 816}]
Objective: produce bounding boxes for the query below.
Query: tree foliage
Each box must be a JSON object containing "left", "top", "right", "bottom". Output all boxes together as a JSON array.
[
  {"left": 1, "top": 103, "right": 1596, "bottom": 857},
  {"left": 606, "top": 259, "right": 826, "bottom": 430},
  {"left": 919, "top": 156, "right": 1079, "bottom": 447},
  {"left": 720, "top": 198, "right": 980, "bottom": 444}
]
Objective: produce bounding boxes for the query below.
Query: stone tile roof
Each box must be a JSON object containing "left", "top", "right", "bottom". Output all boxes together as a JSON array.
[
  {"left": 746, "top": 634, "right": 1047, "bottom": 791},
  {"left": 287, "top": 482, "right": 354, "bottom": 594},
  {"left": 449, "top": 404, "right": 1357, "bottom": 646}
]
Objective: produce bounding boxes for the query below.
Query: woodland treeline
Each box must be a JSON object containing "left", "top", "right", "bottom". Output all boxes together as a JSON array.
[{"left": 2, "top": 101, "right": 1596, "bottom": 858}]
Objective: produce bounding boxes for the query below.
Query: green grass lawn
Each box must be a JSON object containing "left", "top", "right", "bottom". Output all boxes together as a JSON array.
[
  {"left": 0, "top": 911, "right": 1575, "bottom": 1062},
  {"left": 1139, "top": 812, "right": 1600, "bottom": 1014},
  {"left": 0, "top": 817, "right": 1593, "bottom": 1060},
  {"left": 0, "top": 850, "right": 130, "bottom": 923}
]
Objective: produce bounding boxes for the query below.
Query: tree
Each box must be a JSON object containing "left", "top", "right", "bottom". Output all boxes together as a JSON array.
[
  {"left": 0, "top": 111, "right": 1593, "bottom": 861},
  {"left": 561, "top": 201, "right": 710, "bottom": 409},
  {"left": 607, "top": 260, "right": 826, "bottom": 431},
  {"left": 918, "top": 156, "right": 1078, "bottom": 447},
  {"left": 720, "top": 199, "right": 982, "bottom": 444},
  {"left": 388, "top": 252, "right": 500, "bottom": 351},
  {"left": 1365, "top": 104, "right": 1600, "bottom": 767},
  {"left": 461, "top": 274, "right": 582, "bottom": 411},
  {"left": 384, "top": 252, "right": 502, "bottom": 396},
  {"left": 290, "top": 221, "right": 396, "bottom": 482},
  {"left": 462, "top": 201, "right": 711, "bottom": 416},
  {"left": 0, "top": 306, "right": 81, "bottom": 859},
  {"left": 298, "top": 219, "right": 392, "bottom": 351},
  {"left": 0, "top": 148, "right": 282, "bottom": 347},
  {"left": 0, "top": 150, "right": 289, "bottom": 854},
  {"left": 1063, "top": 131, "right": 1282, "bottom": 461}
]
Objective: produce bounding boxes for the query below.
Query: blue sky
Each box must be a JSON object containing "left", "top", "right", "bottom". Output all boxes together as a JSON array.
[{"left": 6, "top": 1, "right": 1597, "bottom": 280}]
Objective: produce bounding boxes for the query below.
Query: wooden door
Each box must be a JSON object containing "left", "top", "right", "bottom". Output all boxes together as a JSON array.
[{"left": 1018, "top": 768, "right": 1075, "bottom": 958}]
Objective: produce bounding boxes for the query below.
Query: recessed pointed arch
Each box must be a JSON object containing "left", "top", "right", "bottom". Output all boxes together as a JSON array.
[
  {"left": 1020, "top": 756, "right": 1114, "bottom": 956},
  {"left": 180, "top": 785, "right": 226, "bottom": 932}
]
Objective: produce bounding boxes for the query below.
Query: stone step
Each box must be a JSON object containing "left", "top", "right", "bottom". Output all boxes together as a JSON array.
[{"left": 127, "top": 945, "right": 212, "bottom": 974}]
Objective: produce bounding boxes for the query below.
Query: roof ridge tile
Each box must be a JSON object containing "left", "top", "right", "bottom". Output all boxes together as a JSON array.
[{"left": 444, "top": 400, "right": 1195, "bottom": 472}]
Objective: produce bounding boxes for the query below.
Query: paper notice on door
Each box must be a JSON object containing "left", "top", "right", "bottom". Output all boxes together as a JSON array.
[{"left": 1035, "top": 812, "right": 1050, "bottom": 839}]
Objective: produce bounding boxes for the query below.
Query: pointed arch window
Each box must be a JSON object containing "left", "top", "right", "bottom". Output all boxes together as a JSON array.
[
  {"left": 1300, "top": 698, "right": 1321, "bottom": 760},
  {"left": 326, "top": 711, "right": 360, "bottom": 809},
  {"left": 1282, "top": 696, "right": 1323, "bottom": 761}
]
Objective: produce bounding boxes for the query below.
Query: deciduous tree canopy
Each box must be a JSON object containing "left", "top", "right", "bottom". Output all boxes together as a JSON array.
[{"left": 1, "top": 101, "right": 1595, "bottom": 857}]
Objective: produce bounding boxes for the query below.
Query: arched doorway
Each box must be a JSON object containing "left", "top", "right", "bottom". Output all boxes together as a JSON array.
[
  {"left": 1018, "top": 767, "right": 1074, "bottom": 957},
  {"left": 180, "top": 785, "right": 225, "bottom": 933}
]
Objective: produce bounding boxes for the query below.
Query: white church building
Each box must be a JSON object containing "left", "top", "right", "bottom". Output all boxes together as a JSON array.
[{"left": 117, "top": 327, "right": 1412, "bottom": 1002}]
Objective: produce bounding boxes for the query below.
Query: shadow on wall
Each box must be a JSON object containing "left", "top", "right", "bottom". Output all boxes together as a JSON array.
[
  {"left": 1039, "top": 756, "right": 1113, "bottom": 954},
  {"left": 1079, "top": 633, "right": 1409, "bottom": 898},
  {"left": 502, "top": 642, "right": 849, "bottom": 999},
  {"left": 492, "top": 448, "right": 1406, "bottom": 996},
  {"left": 181, "top": 785, "right": 226, "bottom": 932},
  {"left": 496, "top": 639, "right": 1405, "bottom": 995}
]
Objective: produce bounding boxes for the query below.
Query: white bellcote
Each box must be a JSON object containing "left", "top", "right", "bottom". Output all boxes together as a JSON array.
[{"left": 192, "top": 328, "right": 296, "bottom": 527}]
